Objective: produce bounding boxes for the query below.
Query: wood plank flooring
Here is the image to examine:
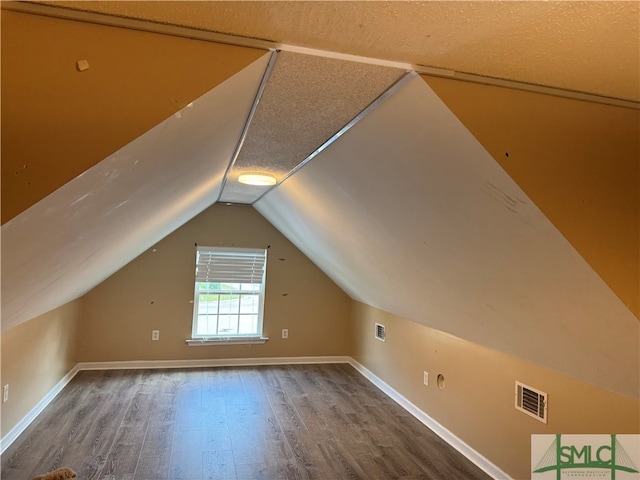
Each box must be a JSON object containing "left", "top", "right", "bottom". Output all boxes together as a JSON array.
[{"left": 1, "top": 364, "right": 492, "bottom": 480}]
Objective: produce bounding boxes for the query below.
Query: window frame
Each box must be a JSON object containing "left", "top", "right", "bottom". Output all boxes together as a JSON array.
[{"left": 187, "top": 246, "right": 268, "bottom": 346}]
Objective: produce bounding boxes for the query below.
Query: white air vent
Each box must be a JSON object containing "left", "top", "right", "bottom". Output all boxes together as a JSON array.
[
  {"left": 515, "top": 381, "right": 547, "bottom": 424},
  {"left": 375, "top": 323, "right": 386, "bottom": 342}
]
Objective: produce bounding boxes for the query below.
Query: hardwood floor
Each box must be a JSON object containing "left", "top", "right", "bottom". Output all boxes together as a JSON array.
[{"left": 1, "top": 364, "right": 492, "bottom": 480}]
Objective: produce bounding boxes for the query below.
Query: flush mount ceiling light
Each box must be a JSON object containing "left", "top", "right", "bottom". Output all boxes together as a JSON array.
[{"left": 238, "top": 172, "right": 277, "bottom": 186}]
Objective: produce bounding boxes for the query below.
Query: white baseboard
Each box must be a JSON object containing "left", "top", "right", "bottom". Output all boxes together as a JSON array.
[
  {"left": 1, "top": 355, "right": 508, "bottom": 479},
  {"left": 1, "top": 364, "right": 80, "bottom": 455},
  {"left": 76, "top": 355, "right": 351, "bottom": 371},
  {"left": 348, "top": 358, "right": 511, "bottom": 480}
]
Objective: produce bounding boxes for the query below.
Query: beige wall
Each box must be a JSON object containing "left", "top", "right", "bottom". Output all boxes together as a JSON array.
[
  {"left": 0, "top": 299, "right": 81, "bottom": 438},
  {"left": 351, "top": 301, "right": 640, "bottom": 480},
  {"left": 77, "top": 204, "right": 352, "bottom": 362}
]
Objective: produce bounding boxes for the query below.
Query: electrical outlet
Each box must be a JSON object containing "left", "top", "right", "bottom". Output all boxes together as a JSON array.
[
  {"left": 152, "top": 330, "right": 160, "bottom": 341},
  {"left": 423, "top": 371, "right": 429, "bottom": 386},
  {"left": 3, "top": 384, "right": 9, "bottom": 403},
  {"left": 282, "top": 328, "right": 289, "bottom": 339}
]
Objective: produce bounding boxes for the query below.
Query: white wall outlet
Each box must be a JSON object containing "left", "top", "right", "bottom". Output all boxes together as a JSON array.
[
  {"left": 152, "top": 330, "right": 160, "bottom": 341},
  {"left": 423, "top": 371, "right": 429, "bottom": 386},
  {"left": 282, "top": 328, "right": 289, "bottom": 339},
  {"left": 3, "top": 384, "right": 9, "bottom": 403}
]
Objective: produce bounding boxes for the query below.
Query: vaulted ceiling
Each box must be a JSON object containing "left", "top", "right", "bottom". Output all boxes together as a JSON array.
[{"left": 1, "top": 2, "right": 638, "bottom": 399}]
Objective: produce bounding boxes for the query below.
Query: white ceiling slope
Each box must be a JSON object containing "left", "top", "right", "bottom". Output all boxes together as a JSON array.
[
  {"left": 255, "top": 75, "right": 639, "bottom": 400},
  {"left": 1, "top": 53, "right": 271, "bottom": 332}
]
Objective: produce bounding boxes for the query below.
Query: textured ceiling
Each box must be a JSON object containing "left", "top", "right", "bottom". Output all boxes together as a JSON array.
[
  {"left": 36, "top": 0, "right": 640, "bottom": 102},
  {"left": 219, "top": 51, "right": 406, "bottom": 204}
]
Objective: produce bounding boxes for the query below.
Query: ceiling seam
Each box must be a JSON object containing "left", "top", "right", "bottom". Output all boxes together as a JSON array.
[
  {"left": 252, "top": 71, "right": 418, "bottom": 206},
  {"left": 216, "top": 51, "right": 280, "bottom": 203},
  {"left": 427, "top": 71, "right": 639, "bottom": 110},
  {"left": 5, "top": 1, "right": 638, "bottom": 110},
  {"left": 2, "top": 1, "right": 278, "bottom": 51}
]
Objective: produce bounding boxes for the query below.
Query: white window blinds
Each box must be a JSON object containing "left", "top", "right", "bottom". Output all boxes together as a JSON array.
[{"left": 195, "top": 247, "right": 266, "bottom": 284}]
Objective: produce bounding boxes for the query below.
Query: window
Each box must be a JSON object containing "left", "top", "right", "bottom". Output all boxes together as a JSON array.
[{"left": 188, "top": 246, "right": 267, "bottom": 344}]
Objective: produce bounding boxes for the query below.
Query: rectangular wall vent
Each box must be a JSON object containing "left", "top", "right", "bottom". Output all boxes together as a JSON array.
[
  {"left": 375, "top": 323, "right": 386, "bottom": 342},
  {"left": 515, "top": 381, "right": 547, "bottom": 424}
]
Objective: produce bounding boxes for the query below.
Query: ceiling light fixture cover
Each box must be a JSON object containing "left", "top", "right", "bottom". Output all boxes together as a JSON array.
[{"left": 238, "top": 173, "right": 277, "bottom": 186}]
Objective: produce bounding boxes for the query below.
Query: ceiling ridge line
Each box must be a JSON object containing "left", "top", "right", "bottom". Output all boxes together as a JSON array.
[
  {"left": 252, "top": 71, "right": 418, "bottom": 206},
  {"left": 217, "top": 51, "right": 280, "bottom": 203},
  {"left": 435, "top": 71, "right": 640, "bottom": 110},
  {"left": 3, "top": 1, "right": 278, "bottom": 50},
  {"left": 6, "top": 1, "right": 638, "bottom": 109}
]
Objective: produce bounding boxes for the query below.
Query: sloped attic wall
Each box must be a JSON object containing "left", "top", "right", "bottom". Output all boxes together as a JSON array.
[
  {"left": 426, "top": 75, "right": 639, "bottom": 317},
  {"left": 0, "top": 10, "right": 270, "bottom": 443},
  {"left": 1, "top": 10, "right": 266, "bottom": 224},
  {"left": 3, "top": 6, "right": 637, "bottom": 472},
  {"left": 3, "top": 7, "right": 634, "bottom": 402},
  {"left": 255, "top": 75, "right": 639, "bottom": 401},
  {"left": 1, "top": 11, "right": 272, "bottom": 332},
  {"left": 2, "top": 10, "right": 408, "bottom": 334}
]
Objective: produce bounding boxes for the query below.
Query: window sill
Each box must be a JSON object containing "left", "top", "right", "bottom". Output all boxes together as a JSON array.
[{"left": 186, "top": 336, "right": 269, "bottom": 346}]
